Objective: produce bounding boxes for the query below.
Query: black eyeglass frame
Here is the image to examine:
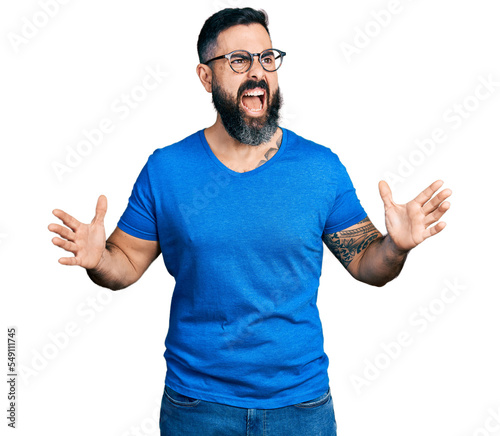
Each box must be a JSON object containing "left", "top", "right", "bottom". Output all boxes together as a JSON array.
[{"left": 203, "top": 48, "right": 287, "bottom": 73}]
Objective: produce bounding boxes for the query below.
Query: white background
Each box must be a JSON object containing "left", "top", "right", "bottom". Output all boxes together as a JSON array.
[{"left": 2, "top": 1, "right": 499, "bottom": 435}]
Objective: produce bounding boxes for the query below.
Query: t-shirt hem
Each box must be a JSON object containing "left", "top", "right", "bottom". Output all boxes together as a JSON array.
[
  {"left": 117, "top": 220, "right": 158, "bottom": 241},
  {"left": 323, "top": 210, "right": 367, "bottom": 235},
  {"left": 165, "top": 378, "right": 330, "bottom": 409}
]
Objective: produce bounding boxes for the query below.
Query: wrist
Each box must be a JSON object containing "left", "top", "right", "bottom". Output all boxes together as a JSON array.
[
  {"left": 385, "top": 234, "right": 411, "bottom": 257},
  {"left": 88, "top": 247, "right": 108, "bottom": 272}
]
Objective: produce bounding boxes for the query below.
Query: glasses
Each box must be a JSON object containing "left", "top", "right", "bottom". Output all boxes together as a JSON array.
[{"left": 203, "top": 48, "right": 286, "bottom": 73}]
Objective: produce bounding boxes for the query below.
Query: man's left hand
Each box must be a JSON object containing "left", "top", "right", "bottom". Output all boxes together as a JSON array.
[{"left": 378, "top": 179, "right": 452, "bottom": 252}]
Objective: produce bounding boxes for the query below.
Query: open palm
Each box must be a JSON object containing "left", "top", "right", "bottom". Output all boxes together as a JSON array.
[
  {"left": 378, "top": 180, "right": 452, "bottom": 252},
  {"left": 48, "top": 195, "right": 108, "bottom": 268}
]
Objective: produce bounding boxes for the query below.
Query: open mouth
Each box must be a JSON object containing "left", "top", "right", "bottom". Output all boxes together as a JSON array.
[{"left": 241, "top": 88, "right": 266, "bottom": 113}]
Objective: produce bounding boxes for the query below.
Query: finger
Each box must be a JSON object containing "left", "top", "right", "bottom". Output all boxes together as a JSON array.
[
  {"left": 422, "top": 221, "right": 447, "bottom": 240},
  {"left": 58, "top": 256, "right": 79, "bottom": 266},
  {"left": 413, "top": 180, "right": 444, "bottom": 206},
  {"left": 52, "top": 209, "right": 81, "bottom": 232},
  {"left": 92, "top": 195, "right": 107, "bottom": 224},
  {"left": 422, "top": 188, "right": 452, "bottom": 215},
  {"left": 51, "top": 236, "right": 78, "bottom": 254},
  {"left": 424, "top": 201, "right": 451, "bottom": 227},
  {"left": 48, "top": 223, "right": 76, "bottom": 242},
  {"left": 378, "top": 180, "right": 394, "bottom": 210}
]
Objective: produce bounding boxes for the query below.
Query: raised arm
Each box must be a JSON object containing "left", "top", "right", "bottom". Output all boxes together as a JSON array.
[
  {"left": 49, "top": 195, "right": 161, "bottom": 291},
  {"left": 322, "top": 216, "right": 395, "bottom": 286},
  {"left": 322, "top": 180, "right": 451, "bottom": 287}
]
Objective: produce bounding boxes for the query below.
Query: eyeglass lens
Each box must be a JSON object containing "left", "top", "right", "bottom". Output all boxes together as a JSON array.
[{"left": 229, "top": 50, "right": 283, "bottom": 73}]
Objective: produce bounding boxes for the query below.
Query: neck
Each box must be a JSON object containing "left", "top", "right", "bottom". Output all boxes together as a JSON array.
[{"left": 204, "top": 114, "right": 283, "bottom": 162}]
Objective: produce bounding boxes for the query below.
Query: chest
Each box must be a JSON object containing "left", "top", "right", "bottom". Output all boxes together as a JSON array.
[{"left": 158, "top": 175, "right": 330, "bottom": 258}]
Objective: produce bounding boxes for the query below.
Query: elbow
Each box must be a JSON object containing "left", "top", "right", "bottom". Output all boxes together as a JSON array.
[
  {"left": 368, "top": 272, "right": 402, "bottom": 287},
  {"left": 355, "top": 275, "right": 394, "bottom": 288},
  {"left": 92, "top": 280, "right": 127, "bottom": 292},
  {"left": 351, "top": 262, "right": 403, "bottom": 287},
  {"left": 108, "top": 279, "right": 135, "bottom": 291},
  {"left": 364, "top": 278, "right": 389, "bottom": 287},
  {"left": 109, "top": 284, "right": 126, "bottom": 291},
  {"left": 86, "top": 270, "right": 132, "bottom": 291}
]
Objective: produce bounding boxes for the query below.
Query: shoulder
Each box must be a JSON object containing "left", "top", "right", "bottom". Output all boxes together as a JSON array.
[
  {"left": 145, "top": 130, "right": 203, "bottom": 170},
  {"left": 151, "top": 130, "right": 202, "bottom": 158},
  {"left": 283, "top": 128, "right": 344, "bottom": 170}
]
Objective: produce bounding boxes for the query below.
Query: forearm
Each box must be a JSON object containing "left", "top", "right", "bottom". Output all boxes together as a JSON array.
[
  {"left": 86, "top": 242, "right": 138, "bottom": 291},
  {"left": 355, "top": 234, "right": 409, "bottom": 287}
]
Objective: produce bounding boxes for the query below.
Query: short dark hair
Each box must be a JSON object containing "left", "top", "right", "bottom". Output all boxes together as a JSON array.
[{"left": 197, "top": 7, "right": 270, "bottom": 64}]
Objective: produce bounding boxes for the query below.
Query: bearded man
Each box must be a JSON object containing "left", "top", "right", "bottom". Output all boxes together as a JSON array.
[{"left": 49, "top": 7, "right": 451, "bottom": 436}]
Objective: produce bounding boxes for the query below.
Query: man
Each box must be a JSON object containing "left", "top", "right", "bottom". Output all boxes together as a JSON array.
[{"left": 48, "top": 7, "right": 451, "bottom": 436}]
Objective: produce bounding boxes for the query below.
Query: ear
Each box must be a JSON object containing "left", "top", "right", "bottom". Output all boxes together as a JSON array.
[{"left": 196, "top": 63, "right": 213, "bottom": 93}]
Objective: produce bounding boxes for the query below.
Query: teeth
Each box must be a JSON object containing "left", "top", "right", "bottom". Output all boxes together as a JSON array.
[
  {"left": 243, "top": 90, "right": 265, "bottom": 96},
  {"left": 242, "top": 89, "right": 264, "bottom": 112},
  {"left": 242, "top": 101, "right": 263, "bottom": 112}
]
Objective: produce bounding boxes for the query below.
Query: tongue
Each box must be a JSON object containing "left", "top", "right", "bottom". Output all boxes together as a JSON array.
[{"left": 242, "top": 95, "right": 261, "bottom": 110}]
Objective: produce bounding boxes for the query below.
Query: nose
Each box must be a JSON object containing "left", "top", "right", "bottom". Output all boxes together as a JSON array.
[{"left": 246, "top": 54, "right": 266, "bottom": 80}]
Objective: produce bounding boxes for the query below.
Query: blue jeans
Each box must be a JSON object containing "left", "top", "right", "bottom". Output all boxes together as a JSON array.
[{"left": 159, "top": 385, "right": 337, "bottom": 435}]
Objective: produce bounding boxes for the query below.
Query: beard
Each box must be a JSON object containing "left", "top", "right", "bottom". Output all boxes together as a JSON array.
[{"left": 211, "top": 76, "right": 283, "bottom": 146}]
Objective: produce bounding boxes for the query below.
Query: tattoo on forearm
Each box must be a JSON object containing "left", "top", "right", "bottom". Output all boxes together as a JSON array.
[{"left": 322, "top": 217, "right": 382, "bottom": 268}]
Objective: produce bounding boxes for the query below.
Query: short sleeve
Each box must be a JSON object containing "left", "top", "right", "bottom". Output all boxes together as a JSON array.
[
  {"left": 323, "top": 153, "right": 367, "bottom": 235},
  {"left": 117, "top": 156, "right": 158, "bottom": 241}
]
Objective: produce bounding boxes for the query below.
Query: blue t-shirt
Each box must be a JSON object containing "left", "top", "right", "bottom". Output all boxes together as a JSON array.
[{"left": 117, "top": 127, "right": 367, "bottom": 408}]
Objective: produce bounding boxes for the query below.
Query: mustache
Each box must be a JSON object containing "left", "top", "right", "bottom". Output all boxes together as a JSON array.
[{"left": 237, "top": 80, "right": 269, "bottom": 100}]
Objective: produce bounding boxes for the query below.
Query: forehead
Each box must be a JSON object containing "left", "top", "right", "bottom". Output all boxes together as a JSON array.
[{"left": 215, "top": 23, "right": 272, "bottom": 54}]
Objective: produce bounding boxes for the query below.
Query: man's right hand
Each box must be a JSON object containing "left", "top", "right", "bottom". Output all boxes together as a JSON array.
[{"left": 48, "top": 195, "right": 108, "bottom": 269}]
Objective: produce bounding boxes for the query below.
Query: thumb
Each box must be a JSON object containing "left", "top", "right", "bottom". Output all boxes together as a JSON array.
[
  {"left": 93, "top": 194, "right": 107, "bottom": 223},
  {"left": 378, "top": 180, "right": 394, "bottom": 211}
]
